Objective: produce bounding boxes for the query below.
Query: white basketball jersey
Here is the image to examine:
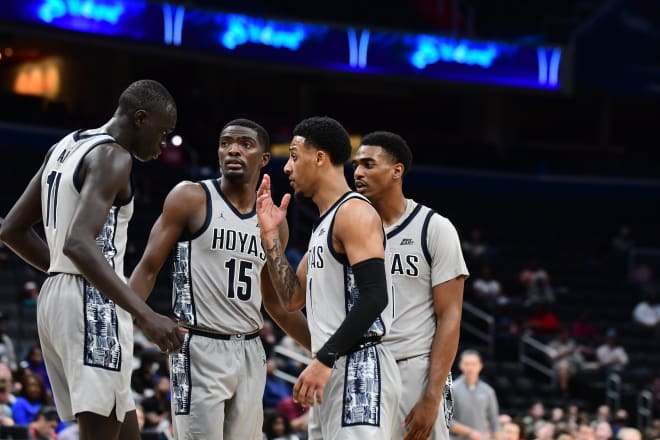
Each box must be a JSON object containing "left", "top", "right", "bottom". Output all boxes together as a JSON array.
[
  {"left": 172, "top": 180, "right": 265, "bottom": 334},
  {"left": 384, "top": 199, "right": 468, "bottom": 360},
  {"left": 306, "top": 192, "right": 393, "bottom": 355},
  {"left": 42, "top": 130, "right": 133, "bottom": 277}
]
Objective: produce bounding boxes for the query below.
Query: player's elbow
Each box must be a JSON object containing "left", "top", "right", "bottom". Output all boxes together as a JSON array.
[
  {"left": 0, "top": 217, "right": 21, "bottom": 247},
  {"left": 62, "top": 234, "right": 86, "bottom": 264}
]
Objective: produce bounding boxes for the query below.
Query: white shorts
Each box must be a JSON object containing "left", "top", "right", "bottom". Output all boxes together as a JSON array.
[
  {"left": 37, "top": 274, "right": 135, "bottom": 423},
  {"left": 395, "top": 354, "right": 452, "bottom": 440},
  {"left": 308, "top": 343, "right": 402, "bottom": 440},
  {"left": 170, "top": 330, "right": 267, "bottom": 440}
]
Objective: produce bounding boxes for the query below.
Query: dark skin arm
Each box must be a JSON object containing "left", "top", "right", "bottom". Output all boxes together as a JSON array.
[
  {"left": 129, "top": 181, "right": 204, "bottom": 301},
  {"left": 404, "top": 276, "right": 465, "bottom": 440},
  {"left": 63, "top": 144, "right": 184, "bottom": 353},
  {"left": 0, "top": 147, "right": 55, "bottom": 272}
]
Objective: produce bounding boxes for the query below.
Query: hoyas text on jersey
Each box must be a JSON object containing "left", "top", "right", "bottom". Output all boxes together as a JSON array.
[
  {"left": 308, "top": 245, "right": 324, "bottom": 269},
  {"left": 211, "top": 228, "right": 265, "bottom": 260},
  {"left": 391, "top": 253, "right": 419, "bottom": 277}
]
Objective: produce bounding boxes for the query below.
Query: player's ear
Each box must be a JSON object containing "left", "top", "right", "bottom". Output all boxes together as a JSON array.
[
  {"left": 316, "top": 150, "right": 325, "bottom": 166},
  {"left": 134, "top": 109, "right": 147, "bottom": 127},
  {"left": 392, "top": 163, "right": 404, "bottom": 180},
  {"left": 261, "top": 151, "right": 271, "bottom": 168}
]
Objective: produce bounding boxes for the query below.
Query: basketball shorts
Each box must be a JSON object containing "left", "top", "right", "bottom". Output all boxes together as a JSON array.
[
  {"left": 37, "top": 273, "right": 135, "bottom": 423},
  {"left": 170, "top": 330, "right": 267, "bottom": 440},
  {"left": 395, "top": 353, "right": 453, "bottom": 440},
  {"left": 307, "top": 343, "right": 402, "bottom": 440}
]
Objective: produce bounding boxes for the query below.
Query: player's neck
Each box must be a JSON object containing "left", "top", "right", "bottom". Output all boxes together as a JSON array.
[
  {"left": 218, "top": 178, "right": 257, "bottom": 214},
  {"left": 373, "top": 191, "right": 407, "bottom": 228},
  {"left": 101, "top": 117, "right": 130, "bottom": 152},
  {"left": 312, "top": 171, "right": 352, "bottom": 216}
]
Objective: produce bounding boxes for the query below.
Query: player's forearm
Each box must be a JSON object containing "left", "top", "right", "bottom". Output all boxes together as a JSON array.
[
  {"left": 425, "top": 308, "right": 461, "bottom": 404},
  {"left": 263, "top": 235, "right": 303, "bottom": 310},
  {"left": 64, "top": 236, "right": 153, "bottom": 320},
  {"left": 0, "top": 227, "right": 50, "bottom": 273},
  {"left": 128, "top": 263, "right": 160, "bottom": 302},
  {"left": 264, "top": 304, "right": 311, "bottom": 351}
]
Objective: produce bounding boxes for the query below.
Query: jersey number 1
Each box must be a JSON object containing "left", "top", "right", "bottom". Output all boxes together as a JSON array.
[
  {"left": 45, "top": 170, "right": 63, "bottom": 228},
  {"left": 224, "top": 258, "right": 252, "bottom": 300}
]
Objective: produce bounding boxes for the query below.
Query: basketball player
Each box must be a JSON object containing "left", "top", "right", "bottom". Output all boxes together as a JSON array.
[
  {"left": 353, "top": 131, "right": 468, "bottom": 440},
  {"left": 0, "top": 79, "right": 185, "bottom": 440},
  {"left": 128, "top": 119, "right": 310, "bottom": 440},
  {"left": 256, "top": 116, "right": 402, "bottom": 440}
]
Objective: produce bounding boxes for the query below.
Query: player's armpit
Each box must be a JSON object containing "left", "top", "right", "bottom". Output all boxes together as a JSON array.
[{"left": 129, "top": 181, "right": 206, "bottom": 301}]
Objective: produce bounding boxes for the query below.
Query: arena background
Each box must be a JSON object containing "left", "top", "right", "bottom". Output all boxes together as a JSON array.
[{"left": 0, "top": 0, "right": 659, "bottom": 438}]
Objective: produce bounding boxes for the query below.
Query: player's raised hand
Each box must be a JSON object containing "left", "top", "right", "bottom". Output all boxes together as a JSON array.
[
  {"left": 403, "top": 396, "right": 439, "bottom": 440},
  {"left": 293, "top": 358, "right": 332, "bottom": 407},
  {"left": 256, "top": 174, "right": 291, "bottom": 237}
]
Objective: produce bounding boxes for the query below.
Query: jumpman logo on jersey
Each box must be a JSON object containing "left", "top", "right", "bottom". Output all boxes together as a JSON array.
[
  {"left": 218, "top": 212, "right": 225, "bottom": 220},
  {"left": 318, "top": 228, "right": 326, "bottom": 236},
  {"left": 400, "top": 238, "right": 414, "bottom": 245}
]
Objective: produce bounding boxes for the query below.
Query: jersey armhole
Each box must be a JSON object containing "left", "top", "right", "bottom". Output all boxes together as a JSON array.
[
  {"left": 181, "top": 181, "right": 212, "bottom": 242},
  {"left": 421, "top": 210, "right": 436, "bottom": 266}
]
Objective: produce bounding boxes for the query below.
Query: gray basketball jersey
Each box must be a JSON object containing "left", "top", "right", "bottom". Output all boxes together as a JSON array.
[
  {"left": 172, "top": 179, "right": 265, "bottom": 334},
  {"left": 385, "top": 199, "right": 467, "bottom": 360},
  {"left": 42, "top": 130, "right": 133, "bottom": 277},
  {"left": 306, "top": 192, "right": 393, "bottom": 355}
]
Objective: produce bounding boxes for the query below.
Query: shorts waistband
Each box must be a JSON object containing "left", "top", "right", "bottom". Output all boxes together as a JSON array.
[
  {"left": 396, "top": 353, "right": 428, "bottom": 363},
  {"left": 187, "top": 327, "right": 260, "bottom": 341}
]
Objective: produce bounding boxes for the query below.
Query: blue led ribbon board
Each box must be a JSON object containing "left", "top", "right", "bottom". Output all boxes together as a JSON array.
[{"left": 0, "top": 0, "right": 564, "bottom": 91}]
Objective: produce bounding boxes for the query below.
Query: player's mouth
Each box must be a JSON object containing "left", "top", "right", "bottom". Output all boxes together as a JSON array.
[
  {"left": 355, "top": 181, "right": 367, "bottom": 191},
  {"left": 225, "top": 159, "right": 244, "bottom": 170}
]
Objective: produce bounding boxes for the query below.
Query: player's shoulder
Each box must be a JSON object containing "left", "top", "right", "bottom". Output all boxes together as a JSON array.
[
  {"left": 165, "top": 180, "right": 207, "bottom": 207},
  {"left": 337, "top": 194, "right": 379, "bottom": 222}
]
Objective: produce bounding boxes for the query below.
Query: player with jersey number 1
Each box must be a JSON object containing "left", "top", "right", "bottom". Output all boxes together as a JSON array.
[
  {"left": 256, "top": 116, "right": 402, "bottom": 440},
  {"left": 353, "top": 131, "right": 468, "bottom": 440}
]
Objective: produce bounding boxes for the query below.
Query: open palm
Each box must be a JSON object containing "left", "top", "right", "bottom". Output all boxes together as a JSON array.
[{"left": 256, "top": 174, "right": 291, "bottom": 236}]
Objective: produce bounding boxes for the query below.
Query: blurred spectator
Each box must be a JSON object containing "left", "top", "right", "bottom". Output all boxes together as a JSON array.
[
  {"left": 24, "top": 347, "right": 50, "bottom": 393},
  {"left": 262, "top": 412, "right": 302, "bottom": 440},
  {"left": 141, "top": 376, "right": 171, "bottom": 434},
  {"left": 594, "top": 421, "right": 613, "bottom": 440},
  {"left": 131, "top": 350, "right": 160, "bottom": 396},
  {"left": 450, "top": 350, "right": 501, "bottom": 440},
  {"left": 519, "top": 260, "right": 555, "bottom": 307},
  {"left": 27, "top": 405, "right": 59, "bottom": 440},
  {"left": 0, "top": 377, "right": 14, "bottom": 426},
  {"left": 21, "top": 281, "right": 39, "bottom": 307},
  {"left": 471, "top": 265, "right": 507, "bottom": 308},
  {"left": 521, "top": 401, "right": 547, "bottom": 439},
  {"left": 596, "top": 329, "right": 629, "bottom": 373},
  {"left": 462, "top": 228, "right": 495, "bottom": 266},
  {"left": 592, "top": 405, "right": 611, "bottom": 425},
  {"left": 616, "top": 427, "right": 641, "bottom": 440},
  {"left": 12, "top": 375, "right": 49, "bottom": 426},
  {"left": 263, "top": 360, "right": 292, "bottom": 409},
  {"left": 630, "top": 264, "right": 657, "bottom": 298},
  {"left": 611, "top": 410, "right": 630, "bottom": 436},
  {"left": 524, "top": 304, "right": 561, "bottom": 336},
  {"left": 548, "top": 327, "right": 590, "bottom": 397},
  {"left": 0, "top": 313, "right": 17, "bottom": 371},
  {"left": 57, "top": 421, "right": 79, "bottom": 440},
  {"left": 571, "top": 311, "right": 600, "bottom": 343},
  {"left": 500, "top": 421, "right": 521, "bottom": 440},
  {"left": 533, "top": 421, "right": 555, "bottom": 440},
  {"left": 632, "top": 292, "right": 660, "bottom": 329},
  {"left": 576, "top": 424, "right": 596, "bottom": 440}
]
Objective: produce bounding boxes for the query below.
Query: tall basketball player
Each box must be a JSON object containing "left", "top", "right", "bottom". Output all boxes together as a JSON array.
[
  {"left": 353, "top": 131, "right": 468, "bottom": 440},
  {"left": 129, "top": 119, "right": 310, "bottom": 440},
  {"left": 256, "top": 116, "right": 402, "bottom": 440},
  {"left": 0, "top": 79, "right": 185, "bottom": 440}
]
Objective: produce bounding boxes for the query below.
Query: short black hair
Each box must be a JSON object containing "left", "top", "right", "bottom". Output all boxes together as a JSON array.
[
  {"left": 118, "top": 79, "right": 177, "bottom": 117},
  {"left": 222, "top": 118, "right": 270, "bottom": 152},
  {"left": 293, "top": 116, "right": 352, "bottom": 165},
  {"left": 34, "top": 405, "right": 59, "bottom": 423},
  {"left": 361, "top": 131, "right": 413, "bottom": 175}
]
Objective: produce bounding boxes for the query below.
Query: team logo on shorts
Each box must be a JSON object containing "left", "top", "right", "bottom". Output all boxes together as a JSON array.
[
  {"left": 342, "top": 346, "right": 381, "bottom": 427},
  {"left": 83, "top": 282, "right": 121, "bottom": 371}
]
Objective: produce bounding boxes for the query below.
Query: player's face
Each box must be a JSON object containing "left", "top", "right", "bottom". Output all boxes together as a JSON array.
[
  {"left": 133, "top": 106, "right": 176, "bottom": 162},
  {"left": 284, "top": 136, "right": 318, "bottom": 199},
  {"left": 218, "top": 125, "right": 269, "bottom": 183},
  {"left": 352, "top": 145, "right": 400, "bottom": 200}
]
